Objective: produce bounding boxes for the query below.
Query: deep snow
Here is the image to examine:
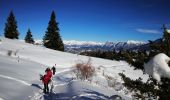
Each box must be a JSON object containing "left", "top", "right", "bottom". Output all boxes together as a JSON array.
[{"left": 0, "top": 38, "right": 148, "bottom": 100}]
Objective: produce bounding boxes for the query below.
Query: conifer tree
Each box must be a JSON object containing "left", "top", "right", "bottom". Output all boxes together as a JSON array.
[
  {"left": 162, "top": 25, "right": 170, "bottom": 56},
  {"left": 149, "top": 24, "right": 170, "bottom": 56},
  {"left": 43, "top": 11, "right": 64, "bottom": 51},
  {"left": 25, "top": 29, "right": 34, "bottom": 44},
  {"left": 4, "top": 11, "right": 19, "bottom": 39}
]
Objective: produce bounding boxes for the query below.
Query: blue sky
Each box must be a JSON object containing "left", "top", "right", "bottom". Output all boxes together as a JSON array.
[{"left": 0, "top": 0, "right": 170, "bottom": 42}]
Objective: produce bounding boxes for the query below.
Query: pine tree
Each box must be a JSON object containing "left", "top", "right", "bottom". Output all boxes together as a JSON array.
[
  {"left": 162, "top": 25, "right": 170, "bottom": 56},
  {"left": 149, "top": 24, "right": 170, "bottom": 56},
  {"left": 25, "top": 29, "right": 34, "bottom": 44},
  {"left": 43, "top": 11, "right": 64, "bottom": 51},
  {"left": 4, "top": 11, "right": 19, "bottom": 39}
]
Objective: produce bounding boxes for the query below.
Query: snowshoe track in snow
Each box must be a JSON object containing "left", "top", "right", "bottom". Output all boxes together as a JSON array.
[{"left": 0, "top": 74, "right": 31, "bottom": 86}]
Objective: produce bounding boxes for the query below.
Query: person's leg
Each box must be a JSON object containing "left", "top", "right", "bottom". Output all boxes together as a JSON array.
[
  {"left": 47, "top": 83, "right": 49, "bottom": 93},
  {"left": 43, "top": 84, "right": 46, "bottom": 93}
]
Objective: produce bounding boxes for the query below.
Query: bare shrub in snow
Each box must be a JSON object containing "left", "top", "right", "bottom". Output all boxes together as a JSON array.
[
  {"left": 74, "top": 57, "right": 95, "bottom": 80},
  {"left": 7, "top": 50, "right": 12, "bottom": 56}
]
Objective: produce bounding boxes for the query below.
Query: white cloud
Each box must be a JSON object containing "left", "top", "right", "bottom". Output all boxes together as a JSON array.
[{"left": 136, "top": 28, "right": 160, "bottom": 34}]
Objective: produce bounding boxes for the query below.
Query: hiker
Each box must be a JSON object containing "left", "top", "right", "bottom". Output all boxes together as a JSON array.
[
  {"left": 42, "top": 73, "right": 50, "bottom": 93},
  {"left": 42, "top": 67, "right": 52, "bottom": 93},
  {"left": 52, "top": 66, "right": 56, "bottom": 75}
]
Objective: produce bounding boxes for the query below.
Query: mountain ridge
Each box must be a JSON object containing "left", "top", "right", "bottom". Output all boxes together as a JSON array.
[
  {"left": 32, "top": 39, "right": 146, "bottom": 53},
  {"left": 63, "top": 40, "right": 146, "bottom": 53}
]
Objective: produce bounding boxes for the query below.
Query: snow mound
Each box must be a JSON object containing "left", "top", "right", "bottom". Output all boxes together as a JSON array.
[{"left": 144, "top": 53, "right": 170, "bottom": 82}]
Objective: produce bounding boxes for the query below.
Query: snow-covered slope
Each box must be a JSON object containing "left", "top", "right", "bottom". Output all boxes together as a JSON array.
[
  {"left": 0, "top": 54, "right": 43, "bottom": 100},
  {"left": 0, "top": 37, "right": 148, "bottom": 100}
]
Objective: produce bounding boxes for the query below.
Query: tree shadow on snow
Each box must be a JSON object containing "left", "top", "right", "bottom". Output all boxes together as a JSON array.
[
  {"left": 80, "top": 89, "right": 110, "bottom": 100},
  {"left": 43, "top": 92, "right": 69, "bottom": 100},
  {"left": 42, "top": 81, "right": 123, "bottom": 100},
  {"left": 55, "top": 76, "right": 73, "bottom": 83},
  {"left": 42, "top": 88, "right": 122, "bottom": 100},
  {"left": 81, "top": 89, "right": 123, "bottom": 100}
]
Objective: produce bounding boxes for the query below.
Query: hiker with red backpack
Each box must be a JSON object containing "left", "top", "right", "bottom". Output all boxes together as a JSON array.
[
  {"left": 41, "top": 67, "right": 52, "bottom": 94},
  {"left": 46, "top": 67, "right": 52, "bottom": 79}
]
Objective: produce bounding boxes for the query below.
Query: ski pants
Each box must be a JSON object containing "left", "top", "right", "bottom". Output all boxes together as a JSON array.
[{"left": 43, "top": 83, "right": 49, "bottom": 93}]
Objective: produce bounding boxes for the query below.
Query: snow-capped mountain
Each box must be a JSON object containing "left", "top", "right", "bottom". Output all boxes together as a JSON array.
[
  {"left": 64, "top": 40, "right": 146, "bottom": 53},
  {"left": 63, "top": 40, "right": 104, "bottom": 46},
  {"left": 104, "top": 40, "right": 145, "bottom": 49},
  {"left": 33, "top": 40, "right": 146, "bottom": 53},
  {"left": 129, "top": 38, "right": 162, "bottom": 51}
]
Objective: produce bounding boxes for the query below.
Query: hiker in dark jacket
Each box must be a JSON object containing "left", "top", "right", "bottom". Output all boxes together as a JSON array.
[{"left": 52, "top": 66, "right": 56, "bottom": 75}]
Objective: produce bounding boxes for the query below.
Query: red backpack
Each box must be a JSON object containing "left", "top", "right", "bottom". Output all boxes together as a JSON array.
[{"left": 42, "top": 74, "right": 50, "bottom": 84}]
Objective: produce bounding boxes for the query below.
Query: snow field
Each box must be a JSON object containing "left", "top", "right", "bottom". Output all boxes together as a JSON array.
[{"left": 0, "top": 38, "right": 149, "bottom": 99}]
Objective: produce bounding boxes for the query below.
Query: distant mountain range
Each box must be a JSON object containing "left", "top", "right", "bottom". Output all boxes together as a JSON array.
[
  {"left": 63, "top": 40, "right": 146, "bottom": 53},
  {"left": 33, "top": 40, "right": 147, "bottom": 53},
  {"left": 129, "top": 38, "right": 162, "bottom": 51}
]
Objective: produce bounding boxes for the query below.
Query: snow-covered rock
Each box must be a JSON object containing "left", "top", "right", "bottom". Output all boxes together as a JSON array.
[{"left": 144, "top": 53, "right": 170, "bottom": 82}]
